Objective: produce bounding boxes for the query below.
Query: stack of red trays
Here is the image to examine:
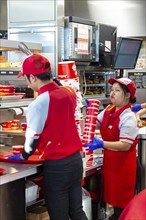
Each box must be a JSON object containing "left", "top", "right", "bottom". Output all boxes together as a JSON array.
[{"left": 0, "top": 85, "right": 14, "bottom": 96}]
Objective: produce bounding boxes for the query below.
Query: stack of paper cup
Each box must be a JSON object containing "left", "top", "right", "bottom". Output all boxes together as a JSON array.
[
  {"left": 58, "top": 61, "right": 84, "bottom": 141},
  {"left": 82, "top": 99, "right": 100, "bottom": 167},
  {"left": 58, "top": 61, "right": 78, "bottom": 80}
]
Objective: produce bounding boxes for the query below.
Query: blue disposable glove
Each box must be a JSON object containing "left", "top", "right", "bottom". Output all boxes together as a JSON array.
[
  {"left": 7, "top": 153, "right": 27, "bottom": 161},
  {"left": 132, "top": 104, "right": 142, "bottom": 112},
  {"left": 84, "top": 137, "right": 104, "bottom": 151}
]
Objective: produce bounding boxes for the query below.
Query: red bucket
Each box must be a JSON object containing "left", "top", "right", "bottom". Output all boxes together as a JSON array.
[{"left": 58, "top": 61, "right": 78, "bottom": 80}]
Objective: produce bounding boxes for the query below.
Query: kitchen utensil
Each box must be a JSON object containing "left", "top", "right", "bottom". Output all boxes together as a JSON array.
[{"left": 18, "top": 42, "right": 33, "bottom": 56}]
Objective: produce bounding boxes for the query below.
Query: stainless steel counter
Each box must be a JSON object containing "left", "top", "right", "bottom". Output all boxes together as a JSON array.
[
  {"left": 138, "top": 126, "right": 146, "bottom": 137},
  {"left": 0, "top": 159, "right": 102, "bottom": 185},
  {"left": 0, "top": 153, "right": 102, "bottom": 220},
  {"left": 0, "top": 162, "right": 42, "bottom": 185},
  {"left": 84, "top": 163, "right": 102, "bottom": 177}
]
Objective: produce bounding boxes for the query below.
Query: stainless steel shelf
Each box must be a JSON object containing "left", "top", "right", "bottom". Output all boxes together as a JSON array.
[
  {"left": 0, "top": 67, "right": 21, "bottom": 72},
  {"left": 83, "top": 95, "right": 111, "bottom": 105},
  {"left": 0, "top": 98, "right": 34, "bottom": 109},
  {"left": 0, "top": 39, "right": 42, "bottom": 51},
  {"left": 83, "top": 83, "right": 105, "bottom": 87},
  {"left": 0, "top": 129, "right": 25, "bottom": 136},
  {"left": 0, "top": 162, "right": 42, "bottom": 185}
]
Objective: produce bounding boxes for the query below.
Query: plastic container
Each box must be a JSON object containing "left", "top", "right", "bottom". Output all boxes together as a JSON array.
[
  {"left": 25, "top": 181, "right": 38, "bottom": 203},
  {"left": 1, "top": 121, "right": 12, "bottom": 129},
  {"left": 12, "top": 145, "right": 23, "bottom": 154},
  {"left": 21, "top": 122, "right": 27, "bottom": 131},
  {"left": 11, "top": 120, "right": 19, "bottom": 130}
]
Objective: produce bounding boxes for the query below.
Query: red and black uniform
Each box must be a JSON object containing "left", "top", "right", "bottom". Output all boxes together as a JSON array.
[{"left": 22, "top": 82, "right": 87, "bottom": 220}]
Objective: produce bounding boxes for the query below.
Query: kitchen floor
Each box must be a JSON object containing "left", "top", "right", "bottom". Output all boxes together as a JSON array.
[{"left": 98, "top": 205, "right": 114, "bottom": 220}]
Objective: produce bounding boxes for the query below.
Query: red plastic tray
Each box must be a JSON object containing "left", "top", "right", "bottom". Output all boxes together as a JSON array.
[
  {"left": 0, "top": 152, "right": 44, "bottom": 164},
  {"left": 0, "top": 168, "right": 6, "bottom": 175}
]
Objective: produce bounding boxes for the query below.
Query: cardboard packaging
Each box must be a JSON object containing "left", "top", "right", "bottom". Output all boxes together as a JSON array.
[{"left": 26, "top": 206, "right": 50, "bottom": 220}]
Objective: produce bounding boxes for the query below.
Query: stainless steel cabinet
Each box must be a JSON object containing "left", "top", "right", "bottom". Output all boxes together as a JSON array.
[
  {"left": 8, "top": 26, "right": 64, "bottom": 75},
  {"left": 8, "top": 0, "right": 64, "bottom": 26}
]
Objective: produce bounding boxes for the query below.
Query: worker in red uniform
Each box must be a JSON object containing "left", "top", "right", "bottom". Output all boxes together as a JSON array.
[
  {"left": 7, "top": 54, "right": 88, "bottom": 220},
  {"left": 84, "top": 78, "right": 138, "bottom": 220},
  {"left": 132, "top": 102, "right": 146, "bottom": 126}
]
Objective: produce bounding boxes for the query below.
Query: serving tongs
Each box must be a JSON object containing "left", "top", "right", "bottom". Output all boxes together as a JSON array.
[{"left": 18, "top": 42, "right": 33, "bottom": 56}]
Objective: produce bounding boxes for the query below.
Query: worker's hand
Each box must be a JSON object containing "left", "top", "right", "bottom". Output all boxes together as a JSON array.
[
  {"left": 84, "top": 137, "right": 104, "bottom": 151},
  {"left": 7, "top": 153, "right": 27, "bottom": 160},
  {"left": 132, "top": 104, "right": 142, "bottom": 112}
]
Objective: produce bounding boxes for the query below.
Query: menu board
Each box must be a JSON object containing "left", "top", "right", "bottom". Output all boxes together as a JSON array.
[{"left": 128, "top": 72, "right": 146, "bottom": 88}]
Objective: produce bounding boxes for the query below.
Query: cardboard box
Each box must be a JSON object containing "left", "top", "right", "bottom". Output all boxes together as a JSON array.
[{"left": 27, "top": 206, "right": 50, "bottom": 220}]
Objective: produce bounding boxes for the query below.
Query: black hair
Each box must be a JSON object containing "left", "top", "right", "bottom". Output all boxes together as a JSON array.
[
  {"left": 118, "top": 83, "right": 136, "bottom": 104},
  {"left": 26, "top": 70, "right": 52, "bottom": 81},
  {"left": 53, "top": 78, "right": 62, "bottom": 86}
]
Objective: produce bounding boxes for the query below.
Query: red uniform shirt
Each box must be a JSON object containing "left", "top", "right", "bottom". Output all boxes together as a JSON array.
[{"left": 23, "top": 82, "right": 82, "bottom": 160}]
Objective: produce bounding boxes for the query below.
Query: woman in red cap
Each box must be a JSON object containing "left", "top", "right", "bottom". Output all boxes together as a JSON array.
[{"left": 84, "top": 78, "right": 138, "bottom": 220}]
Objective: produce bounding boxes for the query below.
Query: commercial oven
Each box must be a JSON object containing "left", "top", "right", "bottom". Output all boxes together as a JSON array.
[{"left": 64, "top": 16, "right": 96, "bottom": 62}]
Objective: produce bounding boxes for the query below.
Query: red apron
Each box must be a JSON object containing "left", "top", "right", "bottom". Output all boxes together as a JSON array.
[{"left": 100, "top": 104, "right": 137, "bottom": 208}]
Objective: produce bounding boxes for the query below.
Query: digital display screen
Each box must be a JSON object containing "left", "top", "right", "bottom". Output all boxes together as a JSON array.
[{"left": 113, "top": 37, "right": 143, "bottom": 69}]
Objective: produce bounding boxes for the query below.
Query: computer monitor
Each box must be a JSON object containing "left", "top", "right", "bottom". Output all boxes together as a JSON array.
[{"left": 113, "top": 37, "right": 143, "bottom": 69}]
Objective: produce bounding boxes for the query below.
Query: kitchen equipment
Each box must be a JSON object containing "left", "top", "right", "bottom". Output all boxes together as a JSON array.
[
  {"left": 18, "top": 42, "right": 33, "bottom": 56},
  {"left": 64, "top": 16, "right": 96, "bottom": 62},
  {"left": 82, "top": 188, "right": 92, "bottom": 220},
  {"left": 96, "top": 23, "right": 117, "bottom": 68},
  {"left": 127, "top": 70, "right": 146, "bottom": 104},
  {"left": 138, "top": 127, "right": 146, "bottom": 190}
]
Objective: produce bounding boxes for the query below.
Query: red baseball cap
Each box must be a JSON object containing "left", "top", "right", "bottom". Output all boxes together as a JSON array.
[
  {"left": 17, "top": 54, "right": 51, "bottom": 78},
  {"left": 108, "top": 77, "right": 136, "bottom": 99}
]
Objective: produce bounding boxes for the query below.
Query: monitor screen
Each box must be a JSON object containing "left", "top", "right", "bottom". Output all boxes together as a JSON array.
[{"left": 113, "top": 37, "right": 143, "bottom": 69}]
